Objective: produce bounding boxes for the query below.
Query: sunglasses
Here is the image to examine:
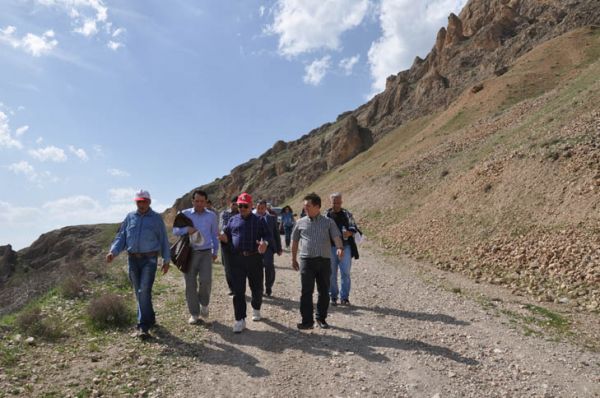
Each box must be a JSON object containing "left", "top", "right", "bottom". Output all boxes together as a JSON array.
[{"left": 238, "top": 204, "right": 250, "bottom": 209}]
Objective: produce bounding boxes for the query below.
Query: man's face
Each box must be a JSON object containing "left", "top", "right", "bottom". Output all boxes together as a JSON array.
[
  {"left": 331, "top": 196, "right": 342, "bottom": 212},
  {"left": 256, "top": 203, "right": 267, "bottom": 215},
  {"left": 192, "top": 194, "right": 207, "bottom": 212},
  {"left": 303, "top": 200, "right": 320, "bottom": 218},
  {"left": 136, "top": 199, "right": 151, "bottom": 214},
  {"left": 230, "top": 202, "right": 239, "bottom": 213},
  {"left": 238, "top": 202, "right": 252, "bottom": 217}
]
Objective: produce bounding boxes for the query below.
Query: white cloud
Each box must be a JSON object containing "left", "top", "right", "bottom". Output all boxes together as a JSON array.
[
  {"left": 0, "top": 26, "right": 58, "bottom": 57},
  {"left": 29, "top": 145, "right": 67, "bottom": 162},
  {"left": 303, "top": 55, "right": 331, "bottom": 86},
  {"left": 8, "top": 161, "right": 36, "bottom": 179},
  {"left": 0, "top": 110, "right": 23, "bottom": 149},
  {"left": 34, "top": 0, "right": 124, "bottom": 47},
  {"left": 15, "top": 125, "right": 29, "bottom": 136},
  {"left": 339, "top": 54, "right": 360, "bottom": 75},
  {"left": 267, "top": 0, "right": 370, "bottom": 57},
  {"left": 367, "top": 0, "right": 467, "bottom": 95},
  {"left": 68, "top": 145, "right": 88, "bottom": 161},
  {"left": 36, "top": 137, "right": 44, "bottom": 144},
  {"left": 108, "top": 187, "right": 136, "bottom": 203},
  {"left": 107, "top": 168, "right": 130, "bottom": 177},
  {"left": 93, "top": 144, "right": 104, "bottom": 157},
  {"left": 107, "top": 40, "right": 123, "bottom": 51}
]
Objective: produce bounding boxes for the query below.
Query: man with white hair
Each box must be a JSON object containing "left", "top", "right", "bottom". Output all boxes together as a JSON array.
[
  {"left": 327, "top": 192, "right": 358, "bottom": 306},
  {"left": 106, "top": 189, "right": 170, "bottom": 340}
]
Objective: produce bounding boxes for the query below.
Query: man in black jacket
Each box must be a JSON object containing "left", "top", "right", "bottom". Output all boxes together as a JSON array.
[{"left": 255, "top": 200, "right": 282, "bottom": 296}]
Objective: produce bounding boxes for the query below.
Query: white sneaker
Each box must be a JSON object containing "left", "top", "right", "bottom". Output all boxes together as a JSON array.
[
  {"left": 233, "top": 319, "right": 246, "bottom": 333},
  {"left": 200, "top": 305, "right": 209, "bottom": 318},
  {"left": 252, "top": 309, "right": 261, "bottom": 321},
  {"left": 188, "top": 315, "right": 199, "bottom": 324}
]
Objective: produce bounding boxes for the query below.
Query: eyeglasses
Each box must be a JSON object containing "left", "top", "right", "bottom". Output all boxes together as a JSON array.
[{"left": 238, "top": 204, "right": 249, "bottom": 209}]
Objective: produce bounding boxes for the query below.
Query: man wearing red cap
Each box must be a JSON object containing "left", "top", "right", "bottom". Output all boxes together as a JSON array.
[
  {"left": 218, "top": 193, "right": 272, "bottom": 333},
  {"left": 106, "top": 189, "right": 170, "bottom": 340}
]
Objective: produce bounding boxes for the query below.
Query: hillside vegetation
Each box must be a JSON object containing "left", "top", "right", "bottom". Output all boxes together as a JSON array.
[{"left": 288, "top": 26, "right": 600, "bottom": 312}]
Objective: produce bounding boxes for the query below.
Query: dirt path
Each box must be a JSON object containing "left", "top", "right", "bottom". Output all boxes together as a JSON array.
[{"left": 147, "top": 244, "right": 599, "bottom": 398}]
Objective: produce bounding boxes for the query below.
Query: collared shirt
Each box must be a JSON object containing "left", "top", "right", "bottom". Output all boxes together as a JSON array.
[
  {"left": 291, "top": 213, "right": 341, "bottom": 259},
  {"left": 224, "top": 213, "right": 272, "bottom": 253},
  {"left": 110, "top": 208, "right": 170, "bottom": 261},
  {"left": 220, "top": 209, "right": 238, "bottom": 230},
  {"left": 173, "top": 208, "right": 219, "bottom": 255}
]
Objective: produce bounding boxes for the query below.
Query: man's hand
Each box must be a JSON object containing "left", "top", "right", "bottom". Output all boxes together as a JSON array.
[
  {"left": 161, "top": 261, "right": 170, "bottom": 275},
  {"left": 218, "top": 232, "right": 228, "bottom": 243},
  {"left": 336, "top": 248, "right": 344, "bottom": 260},
  {"left": 106, "top": 253, "right": 114, "bottom": 263},
  {"left": 187, "top": 226, "right": 197, "bottom": 234},
  {"left": 277, "top": 250, "right": 282, "bottom": 256},
  {"left": 212, "top": 255, "right": 218, "bottom": 262},
  {"left": 343, "top": 230, "right": 353, "bottom": 239},
  {"left": 257, "top": 238, "right": 268, "bottom": 254},
  {"left": 292, "top": 258, "right": 299, "bottom": 271}
]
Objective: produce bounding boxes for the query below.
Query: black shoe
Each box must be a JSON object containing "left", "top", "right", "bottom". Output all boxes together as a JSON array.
[
  {"left": 330, "top": 298, "right": 338, "bottom": 306},
  {"left": 138, "top": 330, "right": 151, "bottom": 341},
  {"left": 265, "top": 288, "right": 272, "bottom": 297},
  {"left": 228, "top": 291, "right": 234, "bottom": 296},
  {"left": 296, "top": 322, "right": 314, "bottom": 330},
  {"left": 340, "top": 299, "right": 350, "bottom": 306},
  {"left": 316, "top": 319, "right": 329, "bottom": 329}
]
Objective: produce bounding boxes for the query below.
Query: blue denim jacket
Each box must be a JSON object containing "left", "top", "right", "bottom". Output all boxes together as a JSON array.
[{"left": 110, "top": 208, "right": 171, "bottom": 261}]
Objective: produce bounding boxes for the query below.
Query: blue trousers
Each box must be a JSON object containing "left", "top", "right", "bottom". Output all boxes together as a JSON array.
[
  {"left": 329, "top": 244, "right": 352, "bottom": 300},
  {"left": 128, "top": 256, "right": 157, "bottom": 332}
]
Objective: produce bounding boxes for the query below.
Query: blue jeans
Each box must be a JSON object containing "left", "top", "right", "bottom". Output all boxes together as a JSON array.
[
  {"left": 128, "top": 256, "right": 157, "bottom": 332},
  {"left": 284, "top": 225, "right": 293, "bottom": 248},
  {"left": 329, "top": 244, "right": 352, "bottom": 300}
]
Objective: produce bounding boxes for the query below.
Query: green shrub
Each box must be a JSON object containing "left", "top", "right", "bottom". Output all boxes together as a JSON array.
[
  {"left": 87, "top": 294, "right": 134, "bottom": 329},
  {"left": 60, "top": 276, "right": 86, "bottom": 299},
  {"left": 15, "top": 306, "right": 63, "bottom": 340}
]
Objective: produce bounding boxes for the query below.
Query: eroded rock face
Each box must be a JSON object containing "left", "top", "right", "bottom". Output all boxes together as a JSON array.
[
  {"left": 0, "top": 245, "right": 17, "bottom": 283},
  {"left": 165, "top": 0, "right": 600, "bottom": 214}
]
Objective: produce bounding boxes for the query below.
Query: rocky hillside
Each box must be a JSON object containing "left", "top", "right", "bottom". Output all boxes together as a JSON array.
[
  {"left": 166, "top": 0, "right": 600, "bottom": 216},
  {"left": 290, "top": 26, "right": 600, "bottom": 312}
]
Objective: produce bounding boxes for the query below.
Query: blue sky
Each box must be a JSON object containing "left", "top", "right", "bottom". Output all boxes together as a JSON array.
[{"left": 0, "top": 0, "right": 466, "bottom": 249}]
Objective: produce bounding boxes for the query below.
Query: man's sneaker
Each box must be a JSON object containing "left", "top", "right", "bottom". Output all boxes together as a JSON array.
[
  {"left": 200, "top": 305, "right": 209, "bottom": 318},
  {"left": 188, "top": 315, "right": 199, "bottom": 325},
  {"left": 296, "top": 322, "right": 314, "bottom": 330},
  {"left": 138, "top": 330, "right": 151, "bottom": 340},
  {"left": 265, "top": 288, "right": 272, "bottom": 297},
  {"left": 316, "top": 319, "right": 329, "bottom": 329},
  {"left": 340, "top": 299, "right": 350, "bottom": 306},
  {"left": 252, "top": 309, "right": 261, "bottom": 321},
  {"left": 228, "top": 291, "right": 235, "bottom": 296},
  {"left": 330, "top": 298, "right": 338, "bottom": 306},
  {"left": 233, "top": 319, "right": 246, "bottom": 333}
]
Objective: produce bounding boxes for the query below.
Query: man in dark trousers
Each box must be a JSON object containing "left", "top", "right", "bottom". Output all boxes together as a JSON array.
[
  {"left": 219, "top": 196, "right": 239, "bottom": 295},
  {"left": 291, "top": 192, "right": 344, "bottom": 330},
  {"left": 106, "top": 189, "right": 170, "bottom": 340},
  {"left": 255, "top": 199, "right": 282, "bottom": 296},
  {"left": 218, "top": 193, "right": 272, "bottom": 333}
]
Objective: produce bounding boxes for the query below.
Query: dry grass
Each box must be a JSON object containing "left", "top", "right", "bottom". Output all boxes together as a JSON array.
[{"left": 87, "top": 293, "right": 134, "bottom": 330}]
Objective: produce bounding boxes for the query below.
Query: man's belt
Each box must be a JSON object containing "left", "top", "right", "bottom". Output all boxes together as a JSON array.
[
  {"left": 235, "top": 250, "right": 258, "bottom": 256},
  {"left": 128, "top": 251, "right": 159, "bottom": 258}
]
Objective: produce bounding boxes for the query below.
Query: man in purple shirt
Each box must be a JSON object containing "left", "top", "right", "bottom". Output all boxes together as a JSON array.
[
  {"left": 173, "top": 190, "right": 219, "bottom": 325},
  {"left": 218, "top": 192, "right": 271, "bottom": 333}
]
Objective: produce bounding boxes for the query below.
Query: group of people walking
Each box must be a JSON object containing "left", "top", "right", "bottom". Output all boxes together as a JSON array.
[{"left": 106, "top": 188, "right": 359, "bottom": 339}]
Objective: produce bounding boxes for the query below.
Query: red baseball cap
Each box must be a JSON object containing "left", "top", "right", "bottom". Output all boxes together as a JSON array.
[
  {"left": 237, "top": 192, "right": 252, "bottom": 205},
  {"left": 134, "top": 189, "right": 151, "bottom": 202}
]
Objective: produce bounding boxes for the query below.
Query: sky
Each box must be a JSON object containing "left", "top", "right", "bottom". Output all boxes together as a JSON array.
[{"left": 0, "top": 0, "right": 467, "bottom": 250}]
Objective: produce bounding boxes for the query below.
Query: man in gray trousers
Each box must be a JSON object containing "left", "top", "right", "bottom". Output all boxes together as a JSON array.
[{"left": 173, "top": 189, "right": 219, "bottom": 324}]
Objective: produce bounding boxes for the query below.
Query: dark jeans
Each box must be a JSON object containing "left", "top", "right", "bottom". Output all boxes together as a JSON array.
[
  {"left": 220, "top": 242, "right": 234, "bottom": 292},
  {"left": 262, "top": 249, "right": 275, "bottom": 291},
  {"left": 128, "top": 256, "right": 157, "bottom": 332},
  {"left": 284, "top": 225, "right": 293, "bottom": 247},
  {"left": 230, "top": 252, "right": 263, "bottom": 321},
  {"left": 299, "top": 257, "right": 331, "bottom": 325}
]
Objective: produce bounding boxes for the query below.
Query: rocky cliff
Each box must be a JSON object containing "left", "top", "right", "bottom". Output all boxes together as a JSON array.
[{"left": 167, "top": 0, "right": 600, "bottom": 215}]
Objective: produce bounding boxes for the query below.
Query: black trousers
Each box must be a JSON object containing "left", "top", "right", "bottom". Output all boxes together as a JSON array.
[
  {"left": 299, "top": 257, "right": 331, "bottom": 324},
  {"left": 230, "top": 252, "right": 263, "bottom": 321},
  {"left": 220, "top": 242, "right": 234, "bottom": 292}
]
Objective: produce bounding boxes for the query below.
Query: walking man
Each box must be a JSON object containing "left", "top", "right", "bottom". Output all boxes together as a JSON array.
[
  {"left": 218, "top": 193, "right": 271, "bottom": 333},
  {"left": 173, "top": 190, "right": 219, "bottom": 324},
  {"left": 220, "top": 196, "right": 239, "bottom": 295},
  {"left": 255, "top": 199, "right": 282, "bottom": 296},
  {"left": 327, "top": 192, "right": 359, "bottom": 306},
  {"left": 291, "top": 193, "right": 344, "bottom": 329},
  {"left": 106, "top": 189, "right": 170, "bottom": 339}
]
